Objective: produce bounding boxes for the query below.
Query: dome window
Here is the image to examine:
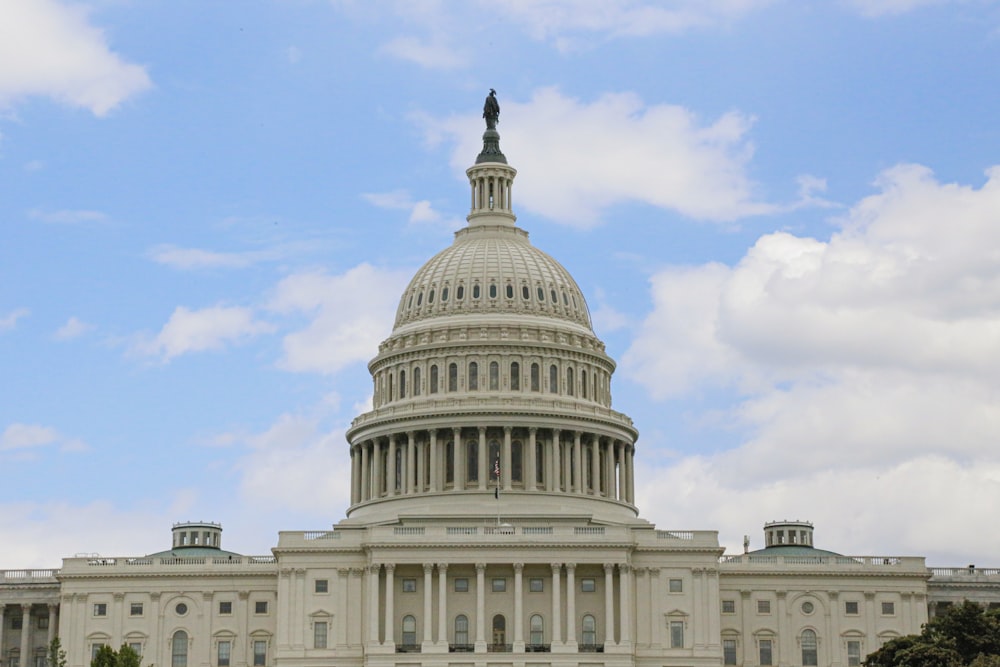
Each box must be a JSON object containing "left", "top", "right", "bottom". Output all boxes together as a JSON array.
[
  {"left": 489, "top": 284, "right": 498, "bottom": 299},
  {"left": 505, "top": 284, "right": 514, "bottom": 299},
  {"left": 408, "top": 295, "right": 413, "bottom": 308},
  {"left": 428, "top": 289, "right": 435, "bottom": 304},
  {"left": 417, "top": 292, "right": 423, "bottom": 306},
  {"left": 562, "top": 291, "right": 568, "bottom": 306},
  {"left": 441, "top": 287, "right": 449, "bottom": 302},
  {"left": 468, "top": 362, "right": 479, "bottom": 390},
  {"left": 522, "top": 285, "right": 530, "bottom": 300},
  {"left": 473, "top": 284, "right": 481, "bottom": 299},
  {"left": 550, "top": 289, "right": 558, "bottom": 303},
  {"left": 456, "top": 285, "right": 464, "bottom": 300},
  {"left": 510, "top": 362, "right": 520, "bottom": 390},
  {"left": 537, "top": 287, "right": 545, "bottom": 301},
  {"left": 429, "top": 365, "right": 439, "bottom": 394}
]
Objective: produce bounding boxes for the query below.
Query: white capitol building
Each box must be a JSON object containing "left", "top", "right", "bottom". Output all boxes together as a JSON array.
[{"left": 2, "top": 98, "right": 997, "bottom": 667}]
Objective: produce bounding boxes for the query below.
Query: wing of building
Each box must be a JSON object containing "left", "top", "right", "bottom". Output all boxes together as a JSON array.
[{"left": 2, "top": 97, "right": 996, "bottom": 667}]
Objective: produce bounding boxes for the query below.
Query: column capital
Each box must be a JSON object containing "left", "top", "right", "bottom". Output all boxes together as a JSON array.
[
  {"left": 350, "top": 568, "right": 365, "bottom": 577},
  {"left": 827, "top": 591, "right": 840, "bottom": 600},
  {"left": 437, "top": 563, "right": 449, "bottom": 573},
  {"left": 504, "top": 425, "right": 512, "bottom": 434},
  {"left": 478, "top": 426, "right": 486, "bottom": 434},
  {"left": 864, "top": 591, "right": 876, "bottom": 600},
  {"left": 551, "top": 563, "right": 562, "bottom": 573},
  {"left": 338, "top": 568, "right": 351, "bottom": 577},
  {"left": 604, "top": 563, "right": 615, "bottom": 574},
  {"left": 202, "top": 592, "right": 214, "bottom": 601},
  {"left": 565, "top": 563, "right": 576, "bottom": 573},
  {"left": 619, "top": 564, "right": 631, "bottom": 574},
  {"left": 513, "top": 563, "right": 524, "bottom": 573},
  {"left": 423, "top": 563, "right": 434, "bottom": 574},
  {"left": 151, "top": 592, "right": 162, "bottom": 601},
  {"left": 238, "top": 591, "right": 250, "bottom": 600},
  {"left": 529, "top": 427, "right": 538, "bottom": 434},
  {"left": 475, "top": 562, "right": 486, "bottom": 571},
  {"left": 385, "top": 563, "right": 396, "bottom": 573},
  {"left": 740, "top": 589, "right": 752, "bottom": 598},
  {"left": 648, "top": 567, "right": 660, "bottom": 576},
  {"left": 47, "top": 603, "right": 58, "bottom": 611},
  {"left": 370, "top": 564, "right": 382, "bottom": 574},
  {"left": 407, "top": 430, "right": 415, "bottom": 439},
  {"left": 113, "top": 592, "right": 125, "bottom": 600},
  {"left": 21, "top": 603, "right": 31, "bottom": 611}
]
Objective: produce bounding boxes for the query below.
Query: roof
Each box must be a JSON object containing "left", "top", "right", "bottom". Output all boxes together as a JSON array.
[
  {"left": 145, "top": 546, "right": 244, "bottom": 559},
  {"left": 746, "top": 544, "right": 843, "bottom": 557}
]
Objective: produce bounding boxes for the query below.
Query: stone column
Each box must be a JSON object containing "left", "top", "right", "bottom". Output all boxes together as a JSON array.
[
  {"left": 573, "top": 432, "right": 583, "bottom": 493},
  {"left": 649, "top": 568, "right": 662, "bottom": 648},
  {"left": 113, "top": 592, "right": 124, "bottom": 646},
  {"left": 20, "top": 605, "right": 31, "bottom": 667},
  {"left": 604, "top": 440, "right": 614, "bottom": 497},
  {"left": 475, "top": 563, "right": 487, "bottom": 650},
  {"left": 513, "top": 563, "right": 525, "bottom": 651},
  {"left": 619, "top": 565, "right": 632, "bottom": 647},
  {"left": 603, "top": 564, "right": 615, "bottom": 647},
  {"left": 454, "top": 428, "right": 464, "bottom": 489},
  {"left": 616, "top": 441, "right": 625, "bottom": 501},
  {"left": 777, "top": 591, "right": 790, "bottom": 662},
  {"left": 406, "top": 432, "right": 416, "bottom": 494},
  {"left": 373, "top": 439, "right": 383, "bottom": 497},
  {"left": 48, "top": 604, "right": 60, "bottom": 659},
  {"left": 429, "top": 430, "right": 439, "bottom": 492},
  {"left": 350, "top": 446, "right": 359, "bottom": 504},
  {"left": 562, "top": 437, "right": 572, "bottom": 492},
  {"left": 477, "top": 428, "right": 487, "bottom": 491},
  {"left": 626, "top": 444, "right": 635, "bottom": 503},
  {"left": 349, "top": 569, "right": 364, "bottom": 646},
  {"left": 388, "top": 436, "right": 397, "bottom": 495},
  {"left": 360, "top": 442, "right": 370, "bottom": 500},
  {"left": 503, "top": 427, "right": 512, "bottom": 491},
  {"left": 634, "top": 568, "right": 648, "bottom": 646},
  {"left": 740, "top": 590, "right": 753, "bottom": 665},
  {"left": 566, "top": 564, "right": 577, "bottom": 647},
  {"left": 336, "top": 569, "right": 350, "bottom": 648},
  {"left": 527, "top": 429, "right": 537, "bottom": 491},
  {"left": 368, "top": 565, "right": 380, "bottom": 644},
  {"left": 549, "top": 430, "right": 560, "bottom": 492},
  {"left": 828, "top": 591, "right": 841, "bottom": 667},
  {"left": 864, "top": 592, "right": 877, "bottom": 645},
  {"left": 437, "top": 564, "right": 448, "bottom": 646},
  {"left": 384, "top": 565, "right": 395, "bottom": 646},
  {"left": 591, "top": 437, "right": 601, "bottom": 495},
  {"left": 551, "top": 564, "right": 562, "bottom": 644},
  {"left": 0, "top": 607, "right": 5, "bottom": 665},
  {"left": 422, "top": 564, "right": 434, "bottom": 646}
]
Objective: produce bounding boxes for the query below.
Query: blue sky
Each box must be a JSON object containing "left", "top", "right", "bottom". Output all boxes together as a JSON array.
[{"left": 3, "top": 0, "right": 1000, "bottom": 568}]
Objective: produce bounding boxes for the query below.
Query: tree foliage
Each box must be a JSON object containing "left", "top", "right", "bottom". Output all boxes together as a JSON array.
[
  {"left": 865, "top": 601, "right": 1000, "bottom": 667},
  {"left": 48, "top": 639, "right": 67, "bottom": 667},
  {"left": 89, "top": 644, "right": 142, "bottom": 667}
]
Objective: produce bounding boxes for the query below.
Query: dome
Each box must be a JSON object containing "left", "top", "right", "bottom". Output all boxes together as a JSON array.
[{"left": 393, "top": 223, "right": 592, "bottom": 331}]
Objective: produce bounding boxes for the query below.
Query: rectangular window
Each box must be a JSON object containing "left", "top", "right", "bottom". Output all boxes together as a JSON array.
[
  {"left": 91, "top": 645, "right": 105, "bottom": 661},
  {"left": 219, "top": 601, "right": 233, "bottom": 615},
  {"left": 402, "top": 578, "right": 417, "bottom": 593},
  {"left": 255, "top": 601, "right": 268, "bottom": 614},
  {"left": 670, "top": 621, "right": 684, "bottom": 648},
  {"left": 130, "top": 602, "right": 144, "bottom": 616},
  {"left": 581, "top": 578, "right": 596, "bottom": 593},
  {"left": 881, "top": 601, "right": 895, "bottom": 616},
  {"left": 217, "top": 641, "right": 230, "bottom": 667},
  {"left": 93, "top": 603, "right": 108, "bottom": 617},
  {"left": 847, "top": 640, "right": 861, "bottom": 666},
  {"left": 314, "top": 579, "right": 328, "bottom": 593},
  {"left": 668, "top": 578, "right": 683, "bottom": 593},
  {"left": 757, "top": 599, "right": 771, "bottom": 614},
  {"left": 454, "top": 578, "right": 469, "bottom": 592},
  {"left": 11, "top": 615, "right": 22, "bottom": 630},
  {"left": 38, "top": 616, "right": 49, "bottom": 629},
  {"left": 845, "top": 601, "right": 859, "bottom": 615},
  {"left": 723, "top": 639, "right": 737, "bottom": 665},
  {"left": 36, "top": 655, "right": 46, "bottom": 667},
  {"left": 492, "top": 578, "right": 506, "bottom": 592},
  {"left": 314, "top": 621, "right": 328, "bottom": 649},
  {"left": 253, "top": 641, "right": 266, "bottom": 667},
  {"left": 759, "top": 639, "right": 773, "bottom": 666},
  {"left": 529, "top": 577, "right": 544, "bottom": 592},
  {"left": 721, "top": 600, "right": 736, "bottom": 614}
]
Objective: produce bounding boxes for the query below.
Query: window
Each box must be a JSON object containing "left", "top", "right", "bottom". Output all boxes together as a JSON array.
[
  {"left": 489, "top": 361, "right": 499, "bottom": 389},
  {"left": 11, "top": 615, "right": 22, "bottom": 630},
  {"left": 723, "top": 639, "right": 737, "bottom": 665},
  {"left": 255, "top": 601, "right": 268, "bottom": 614},
  {"left": 492, "top": 578, "right": 506, "bottom": 592},
  {"left": 217, "top": 641, "right": 231, "bottom": 667},
  {"left": 219, "top": 601, "right": 233, "bottom": 615},
  {"left": 530, "top": 363, "right": 540, "bottom": 391},
  {"left": 522, "top": 285, "right": 530, "bottom": 300},
  {"left": 446, "top": 441, "right": 454, "bottom": 483},
  {"left": 510, "top": 362, "right": 520, "bottom": 391},
  {"left": 253, "top": 641, "right": 266, "bottom": 667},
  {"left": 505, "top": 284, "right": 514, "bottom": 299},
  {"left": 428, "top": 289, "right": 435, "bottom": 304},
  {"left": 454, "top": 615, "right": 469, "bottom": 645},
  {"left": 847, "top": 640, "right": 861, "bottom": 666},
  {"left": 430, "top": 365, "right": 439, "bottom": 393},
  {"left": 399, "top": 370, "right": 406, "bottom": 398},
  {"left": 454, "top": 578, "right": 469, "bottom": 592},
  {"left": 91, "top": 645, "right": 105, "bottom": 661},
  {"left": 670, "top": 621, "right": 684, "bottom": 648},
  {"left": 581, "top": 578, "right": 596, "bottom": 593},
  {"left": 94, "top": 603, "right": 107, "bottom": 617},
  {"left": 757, "top": 599, "right": 771, "bottom": 614},
  {"left": 473, "top": 284, "right": 480, "bottom": 299},
  {"left": 468, "top": 362, "right": 478, "bottom": 390},
  {"left": 549, "top": 365, "right": 558, "bottom": 393},
  {"left": 489, "top": 284, "right": 497, "bottom": 298},
  {"left": 582, "top": 614, "right": 596, "bottom": 646},
  {"left": 801, "top": 629, "right": 818, "bottom": 666},
  {"left": 529, "top": 578, "right": 544, "bottom": 592},
  {"left": 722, "top": 600, "right": 736, "bottom": 614},
  {"left": 175, "top": 603, "right": 188, "bottom": 616},
  {"left": 441, "top": 287, "right": 449, "bottom": 302},
  {"left": 401, "top": 616, "right": 416, "bottom": 646},
  {"left": 467, "top": 441, "right": 478, "bottom": 482},
  {"left": 529, "top": 614, "right": 544, "bottom": 645},
  {"left": 537, "top": 286, "right": 545, "bottom": 301},
  {"left": 128, "top": 643, "right": 142, "bottom": 657},
  {"left": 413, "top": 366, "right": 421, "bottom": 396},
  {"left": 315, "top": 579, "right": 328, "bottom": 593},
  {"left": 881, "top": 601, "right": 895, "bottom": 616},
  {"left": 402, "top": 578, "right": 417, "bottom": 593},
  {"left": 566, "top": 367, "right": 574, "bottom": 396},
  {"left": 669, "top": 578, "right": 683, "bottom": 593},
  {"left": 130, "top": 602, "right": 143, "bottom": 616},
  {"left": 314, "top": 621, "right": 328, "bottom": 649},
  {"left": 512, "top": 441, "right": 523, "bottom": 482},
  {"left": 759, "top": 638, "right": 773, "bottom": 666},
  {"left": 581, "top": 370, "right": 587, "bottom": 398},
  {"left": 492, "top": 614, "right": 506, "bottom": 647},
  {"left": 172, "top": 631, "right": 188, "bottom": 667},
  {"left": 457, "top": 285, "right": 465, "bottom": 300},
  {"left": 448, "top": 363, "right": 458, "bottom": 392},
  {"left": 535, "top": 440, "right": 544, "bottom": 484},
  {"left": 845, "top": 601, "right": 859, "bottom": 615}
]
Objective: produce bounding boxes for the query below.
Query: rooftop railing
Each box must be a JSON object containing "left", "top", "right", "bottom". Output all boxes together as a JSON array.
[{"left": 0, "top": 569, "right": 60, "bottom": 583}]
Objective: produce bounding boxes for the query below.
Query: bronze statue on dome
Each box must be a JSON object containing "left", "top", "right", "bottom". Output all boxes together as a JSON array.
[{"left": 483, "top": 89, "right": 499, "bottom": 130}]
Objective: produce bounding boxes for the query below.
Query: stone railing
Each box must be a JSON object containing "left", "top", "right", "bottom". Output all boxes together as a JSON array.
[
  {"left": 0, "top": 569, "right": 60, "bottom": 583},
  {"left": 720, "top": 554, "right": 926, "bottom": 571},
  {"left": 930, "top": 567, "right": 1000, "bottom": 578},
  {"left": 59, "top": 555, "right": 276, "bottom": 575}
]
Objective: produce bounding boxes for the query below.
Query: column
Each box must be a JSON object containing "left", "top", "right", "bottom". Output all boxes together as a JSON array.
[
  {"left": 454, "top": 428, "right": 464, "bottom": 488},
  {"left": 422, "top": 564, "right": 434, "bottom": 646},
  {"left": 46, "top": 604, "right": 57, "bottom": 649},
  {"left": 566, "top": 564, "right": 577, "bottom": 647},
  {"left": 475, "top": 564, "right": 487, "bottom": 650},
  {"left": 591, "top": 437, "right": 601, "bottom": 495},
  {"left": 368, "top": 565, "right": 380, "bottom": 644},
  {"left": 604, "top": 441, "right": 614, "bottom": 497},
  {"left": 350, "top": 446, "right": 359, "bottom": 504},
  {"left": 406, "top": 432, "right": 416, "bottom": 494},
  {"left": 349, "top": 569, "right": 364, "bottom": 646},
  {"left": 828, "top": 592, "right": 841, "bottom": 667},
  {"left": 551, "top": 564, "right": 562, "bottom": 644},
  {"left": 527, "top": 429, "right": 537, "bottom": 491},
  {"left": 437, "top": 564, "right": 448, "bottom": 646},
  {"left": 864, "top": 592, "right": 877, "bottom": 644},
  {"left": 634, "top": 569, "right": 648, "bottom": 646},
  {"left": 503, "top": 427, "right": 512, "bottom": 491},
  {"left": 617, "top": 442, "right": 625, "bottom": 501},
  {"left": 513, "top": 564, "right": 525, "bottom": 651},
  {"left": 384, "top": 565, "right": 395, "bottom": 646},
  {"left": 477, "top": 428, "right": 487, "bottom": 491},
  {"left": 626, "top": 444, "right": 635, "bottom": 503},
  {"left": 649, "top": 568, "right": 662, "bottom": 648},
  {"left": 336, "top": 569, "right": 350, "bottom": 648},
  {"left": 619, "top": 565, "right": 632, "bottom": 646},
  {"left": 692, "top": 569, "right": 705, "bottom": 649},
  {"left": 562, "top": 437, "right": 572, "bottom": 492},
  {"left": 573, "top": 432, "right": 583, "bottom": 493},
  {"left": 603, "top": 564, "right": 615, "bottom": 647},
  {"left": 740, "top": 591, "right": 753, "bottom": 665},
  {"left": 113, "top": 592, "right": 124, "bottom": 645},
  {"left": 360, "top": 442, "right": 370, "bottom": 500},
  {"left": 777, "top": 591, "right": 790, "bottom": 662},
  {"left": 429, "top": 430, "right": 439, "bottom": 492},
  {"left": 548, "top": 430, "right": 560, "bottom": 492},
  {"left": 388, "top": 436, "right": 397, "bottom": 495},
  {"left": 151, "top": 592, "right": 163, "bottom": 666},
  {"left": 0, "top": 607, "right": 5, "bottom": 664},
  {"left": 20, "top": 605, "right": 31, "bottom": 667},
  {"left": 372, "top": 439, "right": 383, "bottom": 497}
]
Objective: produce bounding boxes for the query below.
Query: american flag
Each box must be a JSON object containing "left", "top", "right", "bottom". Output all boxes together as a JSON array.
[{"left": 494, "top": 457, "right": 501, "bottom": 480}]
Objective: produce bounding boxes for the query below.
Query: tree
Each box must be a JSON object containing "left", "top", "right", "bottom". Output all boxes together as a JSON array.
[
  {"left": 48, "top": 638, "right": 67, "bottom": 667},
  {"left": 89, "top": 644, "right": 143, "bottom": 667},
  {"left": 865, "top": 601, "right": 1000, "bottom": 667}
]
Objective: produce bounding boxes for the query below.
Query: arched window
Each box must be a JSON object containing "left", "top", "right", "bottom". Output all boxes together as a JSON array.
[
  {"left": 454, "top": 615, "right": 469, "bottom": 646},
  {"left": 449, "top": 363, "right": 458, "bottom": 392},
  {"left": 801, "top": 630, "right": 818, "bottom": 667},
  {"left": 441, "top": 287, "right": 449, "bottom": 302},
  {"left": 413, "top": 367, "right": 421, "bottom": 396},
  {"left": 581, "top": 614, "right": 596, "bottom": 646},
  {"left": 473, "top": 284, "right": 481, "bottom": 299},
  {"left": 172, "top": 631, "right": 188, "bottom": 667},
  {"left": 566, "top": 367, "right": 574, "bottom": 396},
  {"left": 430, "top": 365, "right": 439, "bottom": 394},
  {"left": 492, "top": 615, "right": 507, "bottom": 648},
  {"left": 549, "top": 365, "right": 558, "bottom": 393},
  {"left": 489, "top": 361, "right": 499, "bottom": 390},
  {"left": 522, "top": 285, "right": 530, "bottom": 300},
  {"left": 510, "top": 362, "right": 520, "bottom": 391},
  {"left": 457, "top": 285, "right": 465, "bottom": 300},
  {"left": 468, "top": 362, "right": 478, "bottom": 390},
  {"left": 388, "top": 373, "right": 394, "bottom": 400},
  {"left": 401, "top": 615, "right": 416, "bottom": 647},
  {"left": 399, "top": 370, "right": 406, "bottom": 399},
  {"left": 537, "top": 286, "right": 545, "bottom": 301},
  {"left": 511, "top": 441, "right": 523, "bottom": 482},
  {"left": 505, "top": 284, "right": 514, "bottom": 299},
  {"left": 535, "top": 441, "right": 545, "bottom": 484},
  {"left": 416, "top": 292, "right": 423, "bottom": 306},
  {"left": 445, "top": 441, "right": 454, "bottom": 484},
  {"left": 531, "top": 363, "right": 540, "bottom": 391},
  {"left": 529, "top": 615, "right": 544, "bottom": 646},
  {"left": 581, "top": 370, "right": 587, "bottom": 398},
  {"left": 550, "top": 288, "right": 558, "bottom": 303},
  {"left": 428, "top": 289, "right": 435, "bottom": 304},
  {"left": 489, "top": 284, "right": 498, "bottom": 299},
  {"left": 394, "top": 447, "right": 403, "bottom": 492},
  {"left": 467, "top": 441, "right": 478, "bottom": 482}
]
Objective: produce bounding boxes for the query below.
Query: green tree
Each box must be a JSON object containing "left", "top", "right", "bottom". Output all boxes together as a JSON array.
[
  {"left": 865, "top": 601, "right": 1000, "bottom": 667},
  {"left": 48, "top": 638, "right": 67, "bottom": 667},
  {"left": 89, "top": 644, "right": 143, "bottom": 667},
  {"left": 91, "top": 645, "right": 117, "bottom": 667}
]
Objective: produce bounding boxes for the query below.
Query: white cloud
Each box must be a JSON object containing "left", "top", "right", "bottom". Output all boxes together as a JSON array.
[
  {"left": 0, "top": 308, "right": 29, "bottom": 332},
  {"left": 268, "top": 263, "right": 410, "bottom": 374},
  {"left": 623, "top": 163, "right": 1000, "bottom": 564},
  {"left": 843, "top": 0, "right": 947, "bottom": 18},
  {"left": 0, "top": 0, "right": 151, "bottom": 115},
  {"left": 134, "top": 305, "right": 275, "bottom": 361},
  {"left": 362, "top": 190, "right": 461, "bottom": 228},
  {"left": 420, "top": 87, "right": 776, "bottom": 227},
  {"left": 0, "top": 422, "right": 88, "bottom": 454},
  {"left": 54, "top": 316, "right": 94, "bottom": 340},
  {"left": 148, "top": 244, "right": 271, "bottom": 270},
  {"left": 28, "top": 208, "right": 109, "bottom": 224},
  {"left": 379, "top": 35, "right": 464, "bottom": 69}
]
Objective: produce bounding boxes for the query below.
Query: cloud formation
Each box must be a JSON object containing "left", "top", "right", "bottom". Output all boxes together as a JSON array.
[
  {"left": 0, "top": 0, "right": 151, "bottom": 115},
  {"left": 54, "top": 316, "right": 94, "bottom": 340},
  {"left": 0, "top": 308, "right": 29, "bottom": 332},
  {"left": 362, "top": 190, "right": 461, "bottom": 228},
  {"left": 623, "top": 163, "right": 1000, "bottom": 564},
  {"left": 134, "top": 305, "right": 275, "bottom": 361}
]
